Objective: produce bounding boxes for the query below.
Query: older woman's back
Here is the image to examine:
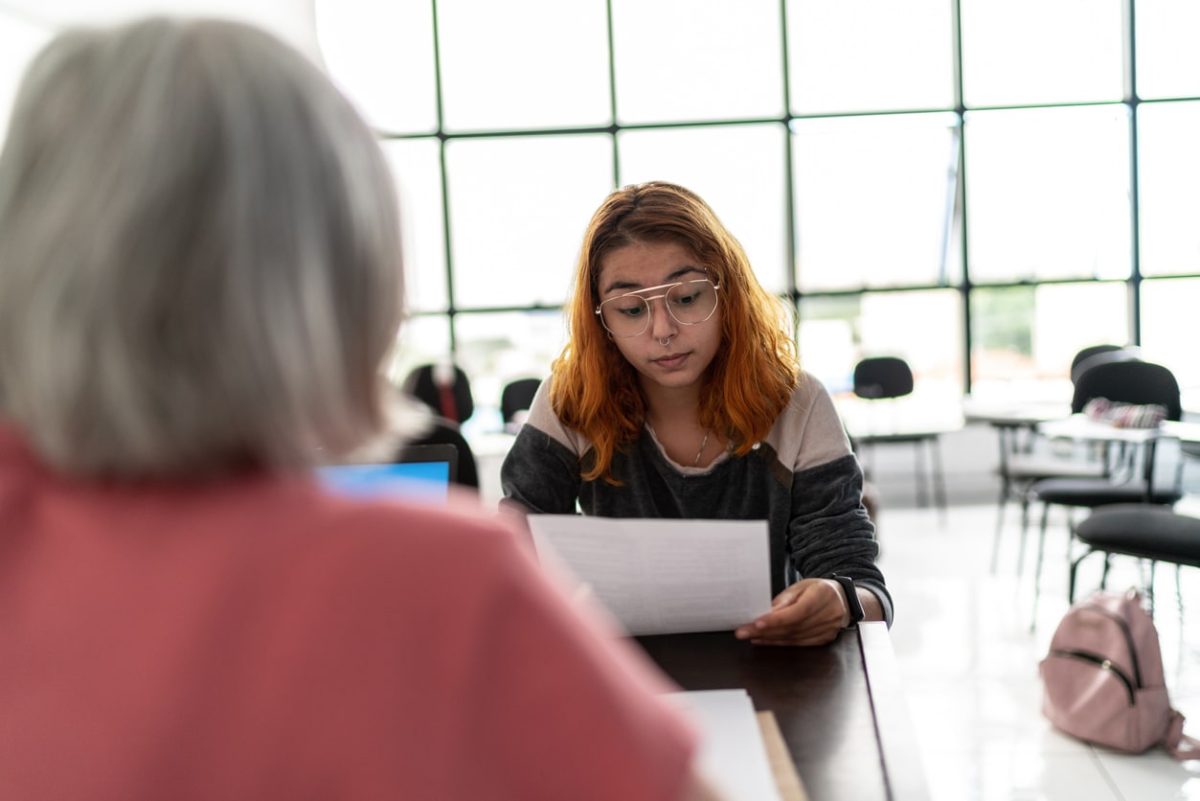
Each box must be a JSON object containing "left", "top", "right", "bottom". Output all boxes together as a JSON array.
[{"left": 0, "top": 426, "right": 693, "bottom": 800}]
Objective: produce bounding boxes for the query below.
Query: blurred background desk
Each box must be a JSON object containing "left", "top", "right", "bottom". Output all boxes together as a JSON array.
[{"left": 635, "top": 623, "right": 929, "bottom": 801}]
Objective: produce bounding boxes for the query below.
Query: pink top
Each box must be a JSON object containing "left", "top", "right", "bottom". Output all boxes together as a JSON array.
[{"left": 0, "top": 427, "right": 694, "bottom": 800}]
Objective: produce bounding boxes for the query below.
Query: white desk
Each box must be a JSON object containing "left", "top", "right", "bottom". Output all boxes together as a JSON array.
[{"left": 1038, "top": 415, "right": 1175, "bottom": 445}]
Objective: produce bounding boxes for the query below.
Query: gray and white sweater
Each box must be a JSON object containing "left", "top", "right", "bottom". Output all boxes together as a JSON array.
[{"left": 500, "top": 371, "right": 893, "bottom": 625}]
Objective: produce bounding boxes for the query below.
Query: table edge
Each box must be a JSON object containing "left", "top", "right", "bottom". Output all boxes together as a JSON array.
[{"left": 858, "top": 622, "right": 932, "bottom": 801}]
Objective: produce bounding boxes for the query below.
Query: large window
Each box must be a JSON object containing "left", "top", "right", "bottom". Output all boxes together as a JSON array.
[{"left": 315, "top": 0, "right": 1200, "bottom": 426}]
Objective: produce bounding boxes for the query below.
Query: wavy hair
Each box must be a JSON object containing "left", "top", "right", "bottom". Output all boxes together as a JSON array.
[
  {"left": 551, "top": 182, "right": 799, "bottom": 482},
  {"left": 0, "top": 18, "right": 405, "bottom": 477}
]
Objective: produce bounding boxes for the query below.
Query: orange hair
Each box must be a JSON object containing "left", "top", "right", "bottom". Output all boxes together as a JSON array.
[{"left": 551, "top": 181, "right": 799, "bottom": 483}]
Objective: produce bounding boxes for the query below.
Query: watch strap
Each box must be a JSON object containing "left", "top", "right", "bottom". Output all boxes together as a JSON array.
[{"left": 829, "top": 573, "right": 865, "bottom": 626}]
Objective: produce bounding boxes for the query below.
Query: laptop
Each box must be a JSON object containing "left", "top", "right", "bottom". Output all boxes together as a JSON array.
[{"left": 317, "top": 444, "right": 459, "bottom": 504}]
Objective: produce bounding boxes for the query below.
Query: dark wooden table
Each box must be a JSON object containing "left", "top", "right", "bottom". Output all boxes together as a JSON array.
[{"left": 635, "top": 622, "right": 929, "bottom": 801}]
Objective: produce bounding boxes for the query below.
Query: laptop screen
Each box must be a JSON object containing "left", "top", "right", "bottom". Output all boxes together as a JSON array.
[{"left": 318, "top": 444, "right": 457, "bottom": 504}]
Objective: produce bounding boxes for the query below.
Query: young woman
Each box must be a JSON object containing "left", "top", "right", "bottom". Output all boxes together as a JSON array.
[
  {"left": 0, "top": 21, "right": 719, "bottom": 801},
  {"left": 502, "top": 182, "right": 892, "bottom": 646}
]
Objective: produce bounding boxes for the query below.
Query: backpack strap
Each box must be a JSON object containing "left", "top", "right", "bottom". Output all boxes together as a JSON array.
[{"left": 1165, "top": 710, "right": 1200, "bottom": 760}]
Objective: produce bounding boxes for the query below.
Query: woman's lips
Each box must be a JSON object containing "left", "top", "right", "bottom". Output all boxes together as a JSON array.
[{"left": 653, "top": 352, "right": 689, "bottom": 369}]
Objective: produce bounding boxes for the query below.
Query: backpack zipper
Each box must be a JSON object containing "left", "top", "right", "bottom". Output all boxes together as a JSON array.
[
  {"left": 1079, "top": 604, "right": 1144, "bottom": 688},
  {"left": 1049, "top": 649, "right": 1136, "bottom": 705}
]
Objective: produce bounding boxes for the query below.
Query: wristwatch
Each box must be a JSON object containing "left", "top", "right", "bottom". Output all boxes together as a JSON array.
[{"left": 829, "top": 574, "right": 865, "bottom": 627}]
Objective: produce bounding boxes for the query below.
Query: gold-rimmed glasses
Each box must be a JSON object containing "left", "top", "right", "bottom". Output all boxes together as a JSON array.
[{"left": 594, "top": 278, "right": 721, "bottom": 338}]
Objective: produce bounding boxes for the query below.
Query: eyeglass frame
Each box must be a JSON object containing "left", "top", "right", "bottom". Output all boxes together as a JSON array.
[{"left": 593, "top": 275, "right": 722, "bottom": 339}]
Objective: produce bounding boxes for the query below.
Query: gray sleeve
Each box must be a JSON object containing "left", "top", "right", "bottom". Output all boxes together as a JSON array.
[
  {"left": 787, "top": 453, "right": 894, "bottom": 626},
  {"left": 500, "top": 424, "right": 583, "bottom": 517}
]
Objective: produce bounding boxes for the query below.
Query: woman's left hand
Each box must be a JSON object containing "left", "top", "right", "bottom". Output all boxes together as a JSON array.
[{"left": 734, "top": 578, "right": 849, "bottom": 646}]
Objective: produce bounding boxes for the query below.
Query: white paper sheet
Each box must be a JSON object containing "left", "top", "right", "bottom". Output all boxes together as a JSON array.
[
  {"left": 666, "top": 690, "right": 784, "bottom": 801},
  {"left": 527, "top": 515, "right": 771, "bottom": 636}
]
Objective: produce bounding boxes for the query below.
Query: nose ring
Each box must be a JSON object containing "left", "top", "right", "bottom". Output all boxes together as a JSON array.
[{"left": 658, "top": 335, "right": 674, "bottom": 346}]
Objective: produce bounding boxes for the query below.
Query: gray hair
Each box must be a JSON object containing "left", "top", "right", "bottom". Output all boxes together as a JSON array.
[{"left": 0, "top": 17, "right": 407, "bottom": 477}]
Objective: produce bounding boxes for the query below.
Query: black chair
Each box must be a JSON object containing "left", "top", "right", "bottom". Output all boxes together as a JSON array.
[
  {"left": 1070, "top": 356, "right": 1180, "bottom": 423},
  {"left": 1068, "top": 343, "right": 1136, "bottom": 385},
  {"left": 500, "top": 377, "right": 542, "bottom": 430},
  {"left": 851, "top": 356, "right": 946, "bottom": 512},
  {"left": 1028, "top": 360, "right": 1184, "bottom": 620},
  {"left": 1071, "top": 505, "right": 1200, "bottom": 615},
  {"left": 403, "top": 363, "right": 474, "bottom": 425},
  {"left": 990, "top": 345, "right": 1139, "bottom": 574}
]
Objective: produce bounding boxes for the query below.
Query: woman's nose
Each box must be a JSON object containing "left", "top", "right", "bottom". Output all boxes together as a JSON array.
[{"left": 648, "top": 297, "right": 677, "bottom": 341}]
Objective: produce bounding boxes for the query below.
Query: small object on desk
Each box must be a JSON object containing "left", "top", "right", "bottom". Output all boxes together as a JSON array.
[{"left": 1081, "top": 397, "right": 1166, "bottom": 429}]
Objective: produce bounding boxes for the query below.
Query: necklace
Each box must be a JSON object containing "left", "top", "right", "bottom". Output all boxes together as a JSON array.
[
  {"left": 693, "top": 430, "right": 710, "bottom": 467},
  {"left": 646, "top": 421, "right": 713, "bottom": 468}
]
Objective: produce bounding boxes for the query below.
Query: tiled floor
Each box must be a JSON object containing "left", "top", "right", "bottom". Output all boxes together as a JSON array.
[{"left": 880, "top": 500, "right": 1200, "bottom": 801}]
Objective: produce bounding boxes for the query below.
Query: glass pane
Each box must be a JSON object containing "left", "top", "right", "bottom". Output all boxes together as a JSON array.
[
  {"left": 1138, "top": 102, "right": 1200, "bottom": 277},
  {"left": 389, "top": 314, "right": 452, "bottom": 385},
  {"left": 383, "top": 139, "right": 447, "bottom": 313},
  {"left": 315, "top": 0, "right": 438, "bottom": 133},
  {"left": 0, "top": 14, "right": 52, "bottom": 143},
  {"left": 960, "top": 0, "right": 1124, "bottom": 106},
  {"left": 454, "top": 310, "right": 568, "bottom": 437},
  {"left": 800, "top": 290, "right": 963, "bottom": 432},
  {"left": 438, "top": 0, "right": 610, "bottom": 131},
  {"left": 792, "top": 114, "right": 960, "bottom": 291},
  {"left": 1140, "top": 278, "right": 1200, "bottom": 415},
  {"left": 965, "top": 106, "right": 1131, "bottom": 282},
  {"left": 618, "top": 124, "right": 788, "bottom": 293},
  {"left": 612, "top": 0, "right": 783, "bottom": 124},
  {"left": 1136, "top": 0, "right": 1200, "bottom": 99},
  {"left": 445, "top": 135, "right": 614, "bottom": 309},
  {"left": 969, "top": 283, "right": 1128, "bottom": 404},
  {"left": 786, "top": 0, "right": 954, "bottom": 114}
]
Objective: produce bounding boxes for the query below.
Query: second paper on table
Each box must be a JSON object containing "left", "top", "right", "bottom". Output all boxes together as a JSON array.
[{"left": 527, "top": 515, "right": 771, "bottom": 636}]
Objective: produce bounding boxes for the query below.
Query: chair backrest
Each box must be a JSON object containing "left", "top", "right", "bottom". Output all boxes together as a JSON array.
[
  {"left": 1070, "top": 344, "right": 1140, "bottom": 385},
  {"left": 501, "top": 377, "right": 542, "bottom": 424},
  {"left": 1070, "top": 360, "right": 1182, "bottom": 421},
  {"left": 853, "top": 357, "right": 914, "bottom": 400},
  {"left": 403, "top": 362, "right": 474, "bottom": 424}
]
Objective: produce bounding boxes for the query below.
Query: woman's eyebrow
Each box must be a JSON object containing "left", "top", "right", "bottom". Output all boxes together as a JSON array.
[{"left": 601, "top": 265, "right": 705, "bottom": 295}]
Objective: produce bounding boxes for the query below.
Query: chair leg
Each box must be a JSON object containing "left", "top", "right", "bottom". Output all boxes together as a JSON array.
[
  {"left": 1177, "top": 564, "right": 1185, "bottom": 618},
  {"left": 1018, "top": 492, "right": 1031, "bottom": 561},
  {"left": 1031, "top": 504, "right": 1053, "bottom": 632},
  {"left": 1019, "top": 501, "right": 1047, "bottom": 579},
  {"left": 913, "top": 440, "right": 929, "bottom": 508},
  {"left": 1148, "top": 561, "right": 1157, "bottom": 618},
  {"left": 1069, "top": 549, "right": 1093, "bottom": 604},
  {"left": 1064, "top": 515, "right": 1077, "bottom": 566},
  {"left": 990, "top": 477, "right": 1010, "bottom": 575},
  {"left": 931, "top": 436, "right": 947, "bottom": 513}
]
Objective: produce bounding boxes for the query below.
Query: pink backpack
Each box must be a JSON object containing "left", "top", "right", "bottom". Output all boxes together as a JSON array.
[{"left": 1040, "top": 589, "right": 1198, "bottom": 757}]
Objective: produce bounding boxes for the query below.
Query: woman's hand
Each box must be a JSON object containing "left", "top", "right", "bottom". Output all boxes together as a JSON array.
[{"left": 733, "top": 578, "right": 849, "bottom": 646}]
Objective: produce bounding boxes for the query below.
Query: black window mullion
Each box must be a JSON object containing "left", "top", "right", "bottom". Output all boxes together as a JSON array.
[
  {"left": 429, "top": 0, "right": 458, "bottom": 353},
  {"left": 778, "top": 0, "right": 800, "bottom": 343},
  {"left": 1126, "top": 0, "right": 1142, "bottom": 346},
  {"left": 605, "top": 0, "right": 621, "bottom": 188},
  {"left": 952, "top": 0, "right": 972, "bottom": 394}
]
